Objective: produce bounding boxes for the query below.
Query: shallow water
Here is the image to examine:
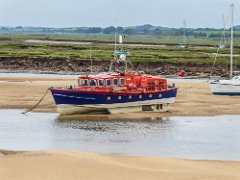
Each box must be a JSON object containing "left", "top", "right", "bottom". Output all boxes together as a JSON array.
[{"left": 0, "top": 109, "right": 240, "bottom": 160}]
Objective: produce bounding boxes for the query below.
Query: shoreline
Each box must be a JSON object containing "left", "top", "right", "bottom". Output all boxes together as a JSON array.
[{"left": 0, "top": 57, "right": 228, "bottom": 76}]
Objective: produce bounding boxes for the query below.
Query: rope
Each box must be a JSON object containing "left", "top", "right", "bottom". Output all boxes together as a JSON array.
[{"left": 22, "top": 88, "right": 50, "bottom": 114}]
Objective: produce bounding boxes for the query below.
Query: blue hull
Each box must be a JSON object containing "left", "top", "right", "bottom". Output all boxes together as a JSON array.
[
  {"left": 51, "top": 88, "right": 178, "bottom": 106},
  {"left": 213, "top": 92, "right": 240, "bottom": 95}
]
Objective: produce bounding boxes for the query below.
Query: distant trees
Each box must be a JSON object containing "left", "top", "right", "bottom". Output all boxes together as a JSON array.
[
  {"left": 123, "top": 28, "right": 137, "bottom": 35},
  {"left": 193, "top": 32, "right": 207, "bottom": 38},
  {"left": 16, "top": 26, "right": 23, "bottom": 29},
  {"left": 116, "top": 27, "right": 124, "bottom": 34},
  {"left": 74, "top": 28, "right": 86, "bottom": 33},
  {"left": 86, "top": 27, "right": 102, "bottom": 33},
  {"left": 103, "top": 26, "right": 116, "bottom": 34},
  {"left": 2, "top": 24, "right": 240, "bottom": 39}
]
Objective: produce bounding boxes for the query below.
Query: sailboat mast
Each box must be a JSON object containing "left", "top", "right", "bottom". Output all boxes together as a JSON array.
[
  {"left": 183, "top": 19, "right": 186, "bottom": 47},
  {"left": 230, "top": 3, "right": 234, "bottom": 78},
  {"left": 222, "top": 15, "right": 227, "bottom": 46}
]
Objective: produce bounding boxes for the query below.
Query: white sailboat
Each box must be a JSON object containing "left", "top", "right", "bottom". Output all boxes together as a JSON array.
[{"left": 209, "top": 3, "right": 240, "bottom": 95}]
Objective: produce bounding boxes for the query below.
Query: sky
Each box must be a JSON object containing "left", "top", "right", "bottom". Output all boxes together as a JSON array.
[{"left": 0, "top": 0, "right": 240, "bottom": 28}]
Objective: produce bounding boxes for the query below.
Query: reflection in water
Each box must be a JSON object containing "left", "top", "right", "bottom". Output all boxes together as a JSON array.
[
  {"left": 55, "top": 117, "right": 171, "bottom": 132},
  {"left": 1, "top": 110, "right": 240, "bottom": 160}
]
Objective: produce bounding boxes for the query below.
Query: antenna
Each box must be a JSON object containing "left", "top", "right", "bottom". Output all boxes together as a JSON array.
[{"left": 90, "top": 43, "right": 92, "bottom": 73}]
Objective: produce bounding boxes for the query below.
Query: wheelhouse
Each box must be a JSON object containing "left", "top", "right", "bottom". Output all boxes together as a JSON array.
[{"left": 77, "top": 73, "right": 168, "bottom": 92}]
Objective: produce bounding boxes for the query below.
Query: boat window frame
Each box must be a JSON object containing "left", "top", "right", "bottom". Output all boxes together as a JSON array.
[
  {"left": 79, "top": 78, "right": 89, "bottom": 86},
  {"left": 113, "top": 78, "right": 118, "bottom": 87},
  {"left": 98, "top": 79, "right": 104, "bottom": 87},
  {"left": 89, "top": 79, "right": 97, "bottom": 87},
  {"left": 78, "top": 78, "right": 81, "bottom": 86},
  {"left": 120, "top": 78, "right": 126, "bottom": 86},
  {"left": 106, "top": 79, "right": 112, "bottom": 87}
]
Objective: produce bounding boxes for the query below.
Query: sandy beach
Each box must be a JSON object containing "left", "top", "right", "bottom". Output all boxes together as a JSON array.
[
  {"left": 1, "top": 75, "right": 240, "bottom": 179},
  {"left": 0, "top": 150, "right": 240, "bottom": 180},
  {"left": 0, "top": 76, "right": 240, "bottom": 117}
]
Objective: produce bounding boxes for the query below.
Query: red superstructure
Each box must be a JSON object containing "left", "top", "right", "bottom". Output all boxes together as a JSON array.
[{"left": 76, "top": 72, "right": 168, "bottom": 93}]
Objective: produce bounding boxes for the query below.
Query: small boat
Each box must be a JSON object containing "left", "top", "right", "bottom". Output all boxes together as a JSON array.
[
  {"left": 50, "top": 42, "right": 177, "bottom": 115},
  {"left": 209, "top": 3, "right": 240, "bottom": 95},
  {"left": 209, "top": 76, "right": 240, "bottom": 95}
]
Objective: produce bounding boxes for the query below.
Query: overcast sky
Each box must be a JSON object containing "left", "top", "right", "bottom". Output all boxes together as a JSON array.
[{"left": 0, "top": 0, "right": 239, "bottom": 28}]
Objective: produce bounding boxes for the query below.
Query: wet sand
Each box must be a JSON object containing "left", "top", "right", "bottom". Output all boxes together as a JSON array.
[
  {"left": 0, "top": 76, "right": 240, "bottom": 117},
  {"left": 0, "top": 150, "right": 240, "bottom": 180}
]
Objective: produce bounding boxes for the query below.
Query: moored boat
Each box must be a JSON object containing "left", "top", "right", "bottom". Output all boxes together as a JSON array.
[
  {"left": 209, "top": 76, "right": 240, "bottom": 95},
  {"left": 51, "top": 70, "right": 177, "bottom": 115},
  {"left": 50, "top": 39, "right": 177, "bottom": 115},
  {"left": 209, "top": 3, "right": 240, "bottom": 95}
]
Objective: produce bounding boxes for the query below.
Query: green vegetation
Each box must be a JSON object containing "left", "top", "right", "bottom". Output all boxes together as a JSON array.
[{"left": 0, "top": 30, "right": 240, "bottom": 66}]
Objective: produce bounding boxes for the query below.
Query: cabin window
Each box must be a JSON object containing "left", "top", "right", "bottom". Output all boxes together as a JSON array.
[
  {"left": 89, "top": 80, "right": 96, "bottom": 87},
  {"left": 98, "top": 79, "right": 104, "bottom": 87},
  {"left": 106, "top": 79, "right": 111, "bottom": 87},
  {"left": 113, "top": 78, "right": 118, "bottom": 86},
  {"left": 120, "top": 78, "right": 125, "bottom": 86},
  {"left": 80, "top": 79, "right": 88, "bottom": 86}
]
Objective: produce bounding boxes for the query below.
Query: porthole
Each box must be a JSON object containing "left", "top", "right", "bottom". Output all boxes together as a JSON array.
[
  {"left": 118, "top": 96, "right": 122, "bottom": 100},
  {"left": 159, "top": 94, "right": 162, "bottom": 98},
  {"left": 149, "top": 94, "right": 153, "bottom": 98},
  {"left": 129, "top": 95, "right": 132, "bottom": 99},
  {"left": 139, "top": 95, "right": 142, "bottom": 99},
  {"left": 107, "top": 96, "right": 111, "bottom": 100}
]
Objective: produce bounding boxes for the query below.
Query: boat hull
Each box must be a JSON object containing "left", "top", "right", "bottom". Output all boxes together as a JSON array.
[
  {"left": 51, "top": 88, "right": 177, "bottom": 115},
  {"left": 209, "top": 83, "right": 240, "bottom": 95}
]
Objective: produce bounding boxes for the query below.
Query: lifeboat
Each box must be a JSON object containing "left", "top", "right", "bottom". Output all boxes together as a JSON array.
[{"left": 50, "top": 50, "right": 177, "bottom": 115}]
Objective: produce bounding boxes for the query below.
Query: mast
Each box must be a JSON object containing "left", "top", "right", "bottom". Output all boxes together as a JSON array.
[
  {"left": 183, "top": 19, "right": 187, "bottom": 47},
  {"left": 90, "top": 43, "right": 92, "bottom": 73},
  {"left": 114, "top": 0, "right": 119, "bottom": 53},
  {"left": 222, "top": 15, "right": 227, "bottom": 46},
  {"left": 230, "top": 3, "right": 234, "bottom": 78}
]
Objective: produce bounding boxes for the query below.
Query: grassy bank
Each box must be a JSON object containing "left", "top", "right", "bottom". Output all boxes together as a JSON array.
[
  {"left": 0, "top": 33, "right": 240, "bottom": 66},
  {"left": 0, "top": 32, "right": 239, "bottom": 46}
]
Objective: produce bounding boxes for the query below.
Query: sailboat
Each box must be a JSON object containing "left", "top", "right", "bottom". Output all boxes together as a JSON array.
[{"left": 209, "top": 3, "right": 240, "bottom": 95}]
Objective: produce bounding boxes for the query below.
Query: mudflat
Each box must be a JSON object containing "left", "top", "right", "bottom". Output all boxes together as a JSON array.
[{"left": 0, "top": 76, "right": 240, "bottom": 117}]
